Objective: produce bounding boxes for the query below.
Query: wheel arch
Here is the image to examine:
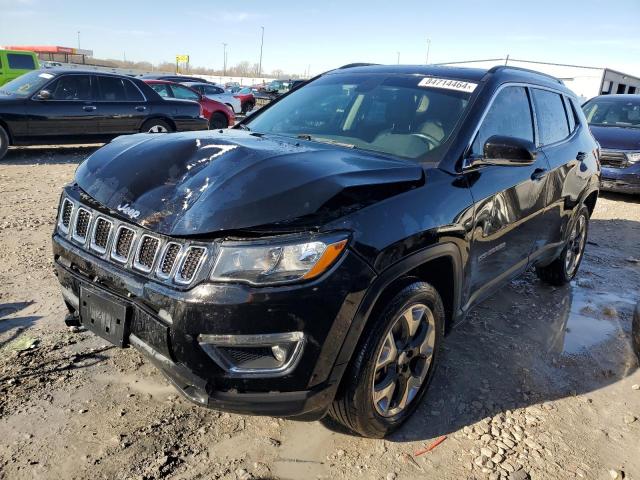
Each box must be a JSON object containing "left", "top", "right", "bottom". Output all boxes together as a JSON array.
[
  {"left": 328, "top": 242, "right": 464, "bottom": 388},
  {"left": 140, "top": 116, "right": 176, "bottom": 132},
  {"left": 0, "top": 118, "right": 13, "bottom": 145}
]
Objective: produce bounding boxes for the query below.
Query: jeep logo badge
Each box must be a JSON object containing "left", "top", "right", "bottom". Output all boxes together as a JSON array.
[{"left": 117, "top": 203, "right": 141, "bottom": 219}]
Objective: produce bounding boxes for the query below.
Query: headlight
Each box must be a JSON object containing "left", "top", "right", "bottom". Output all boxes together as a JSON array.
[
  {"left": 211, "top": 234, "right": 348, "bottom": 285},
  {"left": 626, "top": 151, "right": 640, "bottom": 165}
]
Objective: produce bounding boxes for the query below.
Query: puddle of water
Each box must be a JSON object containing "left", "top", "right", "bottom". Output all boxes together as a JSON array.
[{"left": 559, "top": 285, "right": 636, "bottom": 355}]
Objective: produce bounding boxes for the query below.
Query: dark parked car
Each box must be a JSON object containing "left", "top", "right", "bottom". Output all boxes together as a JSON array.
[
  {"left": 0, "top": 70, "right": 208, "bottom": 160},
  {"left": 52, "top": 64, "right": 599, "bottom": 438},
  {"left": 582, "top": 94, "right": 640, "bottom": 195}
]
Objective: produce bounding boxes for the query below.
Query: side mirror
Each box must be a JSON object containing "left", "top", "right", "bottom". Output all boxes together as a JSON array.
[
  {"left": 468, "top": 135, "right": 537, "bottom": 168},
  {"left": 37, "top": 90, "right": 51, "bottom": 100}
]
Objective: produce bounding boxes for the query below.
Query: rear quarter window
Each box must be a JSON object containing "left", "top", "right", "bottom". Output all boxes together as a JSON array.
[
  {"left": 531, "top": 89, "right": 570, "bottom": 145},
  {"left": 7, "top": 53, "right": 36, "bottom": 70}
]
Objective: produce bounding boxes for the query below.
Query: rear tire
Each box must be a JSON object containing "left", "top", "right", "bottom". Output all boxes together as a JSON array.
[
  {"left": 140, "top": 119, "right": 172, "bottom": 134},
  {"left": 0, "top": 125, "right": 9, "bottom": 161},
  {"left": 536, "top": 205, "right": 589, "bottom": 286},
  {"left": 209, "top": 112, "right": 229, "bottom": 129},
  {"left": 328, "top": 282, "right": 444, "bottom": 438}
]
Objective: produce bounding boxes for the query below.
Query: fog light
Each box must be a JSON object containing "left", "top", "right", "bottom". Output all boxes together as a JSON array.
[
  {"left": 197, "top": 332, "right": 305, "bottom": 377},
  {"left": 271, "top": 344, "right": 287, "bottom": 363}
]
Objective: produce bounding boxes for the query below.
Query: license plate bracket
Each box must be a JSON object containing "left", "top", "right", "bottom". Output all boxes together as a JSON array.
[{"left": 79, "top": 285, "right": 130, "bottom": 347}]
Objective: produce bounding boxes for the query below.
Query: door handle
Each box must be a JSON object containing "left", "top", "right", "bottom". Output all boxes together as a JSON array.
[
  {"left": 576, "top": 151, "right": 586, "bottom": 162},
  {"left": 135, "top": 106, "right": 147, "bottom": 112},
  {"left": 82, "top": 105, "right": 96, "bottom": 112},
  {"left": 531, "top": 168, "right": 548, "bottom": 181}
]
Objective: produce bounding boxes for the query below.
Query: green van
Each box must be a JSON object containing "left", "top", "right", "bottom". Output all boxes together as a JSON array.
[{"left": 0, "top": 50, "right": 40, "bottom": 86}]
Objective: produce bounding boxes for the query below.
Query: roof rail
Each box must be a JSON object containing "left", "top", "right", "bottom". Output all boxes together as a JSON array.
[
  {"left": 488, "top": 65, "right": 564, "bottom": 84},
  {"left": 338, "top": 63, "right": 379, "bottom": 70}
]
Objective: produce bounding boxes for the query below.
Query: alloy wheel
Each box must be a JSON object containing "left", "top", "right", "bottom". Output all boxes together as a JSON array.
[
  {"left": 372, "top": 303, "right": 436, "bottom": 417},
  {"left": 565, "top": 214, "right": 587, "bottom": 277},
  {"left": 148, "top": 125, "right": 168, "bottom": 133}
]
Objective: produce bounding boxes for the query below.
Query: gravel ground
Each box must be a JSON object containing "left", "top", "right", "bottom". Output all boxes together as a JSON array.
[{"left": 0, "top": 145, "right": 639, "bottom": 480}]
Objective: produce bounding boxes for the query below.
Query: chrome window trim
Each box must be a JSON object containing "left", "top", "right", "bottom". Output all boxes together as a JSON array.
[
  {"left": 110, "top": 225, "right": 137, "bottom": 264},
  {"left": 155, "top": 242, "right": 184, "bottom": 280},
  {"left": 174, "top": 246, "right": 208, "bottom": 285},
  {"left": 132, "top": 234, "right": 162, "bottom": 273},
  {"left": 89, "top": 216, "right": 114, "bottom": 255},
  {"left": 463, "top": 82, "right": 577, "bottom": 169},
  {"left": 71, "top": 207, "right": 93, "bottom": 245}
]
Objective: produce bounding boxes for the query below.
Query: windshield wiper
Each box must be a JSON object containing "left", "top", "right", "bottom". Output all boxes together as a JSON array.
[
  {"left": 237, "top": 124, "right": 251, "bottom": 131},
  {"left": 296, "top": 134, "right": 356, "bottom": 149}
]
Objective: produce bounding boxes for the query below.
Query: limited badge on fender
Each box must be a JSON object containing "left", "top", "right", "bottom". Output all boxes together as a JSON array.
[{"left": 418, "top": 77, "right": 478, "bottom": 93}]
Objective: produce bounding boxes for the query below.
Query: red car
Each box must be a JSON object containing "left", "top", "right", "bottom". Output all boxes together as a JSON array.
[
  {"left": 227, "top": 86, "right": 256, "bottom": 113},
  {"left": 144, "top": 80, "right": 235, "bottom": 129}
]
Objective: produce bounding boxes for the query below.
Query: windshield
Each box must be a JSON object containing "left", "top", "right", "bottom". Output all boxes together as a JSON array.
[
  {"left": 0, "top": 70, "right": 56, "bottom": 98},
  {"left": 245, "top": 73, "right": 473, "bottom": 160},
  {"left": 583, "top": 97, "right": 640, "bottom": 128}
]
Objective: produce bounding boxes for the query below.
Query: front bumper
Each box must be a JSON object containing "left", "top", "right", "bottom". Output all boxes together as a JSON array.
[
  {"left": 52, "top": 232, "right": 374, "bottom": 418},
  {"left": 600, "top": 166, "right": 640, "bottom": 194}
]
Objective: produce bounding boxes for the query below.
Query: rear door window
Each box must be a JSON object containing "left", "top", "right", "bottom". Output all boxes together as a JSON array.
[
  {"left": 97, "top": 76, "right": 142, "bottom": 101},
  {"left": 171, "top": 85, "right": 200, "bottom": 101},
  {"left": 123, "top": 80, "right": 144, "bottom": 101},
  {"left": 48, "top": 75, "right": 93, "bottom": 101},
  {"left": 7, "top": 53, "right": 36, "bottom": 70},
  {"left": 531, "top": 89, "right": 570, "bottom": 145},
  {"left": 149, "top": 83, "right": 172, "bottom": 98},
  {"left": 471, "top": 86, "right": 534, "bottom": 155}
]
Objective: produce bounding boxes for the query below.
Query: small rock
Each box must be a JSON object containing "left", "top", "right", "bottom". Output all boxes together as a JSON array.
[
  {"left": 623, "top": 415, "right": 637, "bottom": 425},
  {"left": 386, "top": 473, "right": 397, "bottom": 480},
  {"left": 481, "top": 447, "right": 493, "bottom": 458},
  {"left": 492, "top": 454, "right": 504, "bottom": 464},
  {"left": 603, "top": 306, "right": 618, "bottom": 318},
  {"left": 576, "top": 467, "right": 586, "bottom": 477},
  {"left": 78, "top": 409, "right": 88, "bottom": 414},
  {"left": 336, "top": 449, "right": 345, "bottom": 457},
  {"left": 632, "top": 384, "right": 639, "bottom": 391},
  {"left": 509, "top": 470, "right": 530, "bottom": 480},
  {"left": 626, "top": 257, "right": 639, "bottom": 264},
  {"left": 609, "top": 470, "right": 624, "bottom": 479},
  {"left": 235, "top": 468, "right": 252, "bottom": 480}
]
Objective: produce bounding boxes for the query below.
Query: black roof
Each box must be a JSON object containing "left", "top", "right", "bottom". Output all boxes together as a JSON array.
[
  {"left": 330, "top": 64, "right": 572, "bottom": 94},
  {"left": 39, "top": 69, "right": 137, "bottom": 79}
]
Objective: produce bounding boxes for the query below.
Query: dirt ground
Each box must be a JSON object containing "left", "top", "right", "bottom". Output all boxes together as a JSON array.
[{"left": 0, "top": 145, "right": 639, "bottom": 480}]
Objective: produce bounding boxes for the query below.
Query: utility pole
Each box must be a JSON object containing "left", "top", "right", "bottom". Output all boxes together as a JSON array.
[
  {"left": 223, "top": 43, "right": 228, "bottom": 76},
  {"left": 77, "top": 31, "right": 81, "bottom": 50},
  {"left": 426, "top": 38, "right": 431, "bottom": 64},
  {"left": 397, "top": 51, "right": 400, "bottom": 65},
  {"left": 258, "top": 26, "right": 264, "bottom": 77}
]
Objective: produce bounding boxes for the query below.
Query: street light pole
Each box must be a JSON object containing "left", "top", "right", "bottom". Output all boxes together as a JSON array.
[
  {"left": 397, "top": 51, "right": 400, "bottom": 65},
  {"left": 77, "top": 31, "right": 81, "bottom": 50},
  {"left": 258, "top": 26, "right": 264, "bottom": 77},
  {"left": 223, "top": 43, "right": 228, "bottom": 76},
  {"left": 426, "top": 38, "right": 431, "bottom": 64}
]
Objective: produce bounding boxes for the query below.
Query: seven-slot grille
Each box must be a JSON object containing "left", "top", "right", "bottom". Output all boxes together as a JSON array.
[
  {"left": 113, "top": 226, "right": 135, "bottom": 262},
  {"left": 599, "top": 149, "right": 627, "bottom": 168},
  {"left": 176, "top": 247, "right": 206, "bottom": 284},
  {"left": 90, "top": 217, "right": 113, "bottom": 253},
  {"left": 134, "top": 235, "right": 160, "bottom": 272},
  {"left": 158, "top": 243, "right": 181, "bottom": 277},
  {"left": 58, "top": 196, "right": 209, "bottom": 286},
  {"left": 59, "top": 198, "right": 74, "bottom": 232},
  {"left": 72, "top": 208, "right": 92, "bottom": 242}
]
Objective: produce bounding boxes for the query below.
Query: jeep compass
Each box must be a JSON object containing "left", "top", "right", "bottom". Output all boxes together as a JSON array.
[{"left": 52, "top": 64, "right": 600, "bottom": 438}]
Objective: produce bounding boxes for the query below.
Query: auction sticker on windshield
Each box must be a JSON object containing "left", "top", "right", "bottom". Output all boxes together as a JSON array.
[{"left": 418, "top": 77, "right": 477, "bottom": 93}]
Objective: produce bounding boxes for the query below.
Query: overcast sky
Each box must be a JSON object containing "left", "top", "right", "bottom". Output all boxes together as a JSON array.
[{"left": 2, "top": 0, "right": 639, "bottom": 76}]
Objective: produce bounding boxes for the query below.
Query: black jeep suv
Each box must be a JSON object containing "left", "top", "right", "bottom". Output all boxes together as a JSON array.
[{"left": 52, "top": 64, "right": 600, "bottom": 438}]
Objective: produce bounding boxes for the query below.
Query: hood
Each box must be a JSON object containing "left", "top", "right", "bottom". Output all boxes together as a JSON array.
[
  {"left": 590, "top": 125, "right": 640, "bottom": 151},
  {"left": 74, "top": 130, "right": 423, "bottom": 236}
]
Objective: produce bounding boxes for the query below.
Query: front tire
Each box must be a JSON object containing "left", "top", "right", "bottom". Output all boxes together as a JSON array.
[
  {"left": 140, "top": 119, "right": 172, "bottom": 134},
  {"left": 209, "top": 112, "right": 229, "bottom": 129},
  {"left": 536, "top": 205, "right": 589, "bottom": 286},
  {"left": 0, "top": 125, "right": 9, "bottom": 161},
  {"left": 328, "top": 282, "right": 444, "bottom": 438}
]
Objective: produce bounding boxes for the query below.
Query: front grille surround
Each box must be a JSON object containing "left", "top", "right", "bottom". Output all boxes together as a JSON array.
[
  {"left": 133, "top": 235, "right": 161, "bottom": 273},
  {"left": 600, "top": 149, "right": 628, "bottom": 168},
  {"left": 57, "top": 194, "right": 212, "bottom": 287},
  {"left": 175, "top": 246, "right": 207, "bottom": 285},
  {"left": 111, "top": 226, "right": 137, "bottom": 263},
  {"left": 58, "top": 198, "right": 74, "bottom": 234},
  {"left": 71, "top": 208, "right": 92, "bottom": 245},
  {"left": 89, "top": 216, "right": 113, "bottom": 254}
]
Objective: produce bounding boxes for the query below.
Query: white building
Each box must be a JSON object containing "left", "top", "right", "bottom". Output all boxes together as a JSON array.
[{"left": 437, "top": 58, "right": 640, "bottom": 102}]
